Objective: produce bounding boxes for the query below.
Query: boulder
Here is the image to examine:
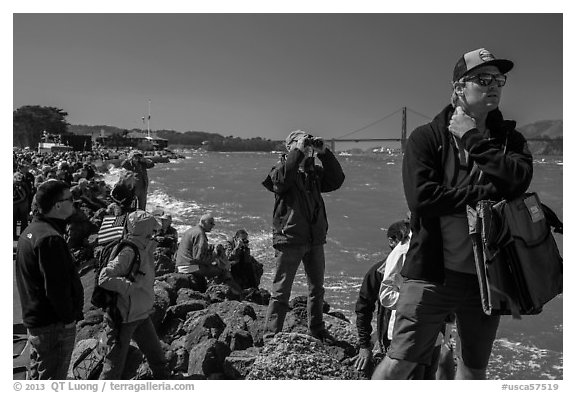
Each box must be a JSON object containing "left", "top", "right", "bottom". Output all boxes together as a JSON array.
[
  {"left": 223, "top": 329, "right": 254, "bottom": 351},
  {"left": 176, "top": 288, "right": 210, "bottom": 304},
  {"left": 152, "top": 281, "right": 172, "bottom": 330},
  {"left": 165, "top": 301, "right": 209, "bottom": 321},
  {"left": 223, "top": 348, "right": 261, "bottom": 379},
  {"left": 187, "top": 338, "right": 231, "bottom": 377},
  {"left": 68, "top": 338, "right": 103, "bottom": 380},
  {"left": 183, "top": 312, "right": 226, "bottom": 349},
  {"left": 206, "top": 283, "right": 242, "bottom": 303},
  {"left": 242, "top": 287, "right": 270, "bottom": 306},
  {"left": 157, "top": 273, "right": 192, "bottom": 292},
  {"left": 205, "top": 301, "right": 267, "bottom": 346}
]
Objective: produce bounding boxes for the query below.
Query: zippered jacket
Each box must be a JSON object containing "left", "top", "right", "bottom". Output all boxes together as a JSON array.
[
  {"left": 98, "top": 211, "right": 159, "bottom": 323},
  {"left": 401, "top": 105, "right": 533, "bottom": 283},
  {"left": 15, "top": 216, "right": 84, "bottom": 328},
  {"left": 262, "top": 148, "right": 345, "bottom": 247}
]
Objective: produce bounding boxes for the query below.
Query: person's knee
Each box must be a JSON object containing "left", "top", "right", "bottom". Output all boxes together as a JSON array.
[{"left": 371, "top": 356, "right": 418, "bottom": 380}]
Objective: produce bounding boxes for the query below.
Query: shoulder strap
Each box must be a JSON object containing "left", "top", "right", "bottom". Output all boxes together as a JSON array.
[{"left": 115, "top": 240, "right": 143, "bottom": 281}]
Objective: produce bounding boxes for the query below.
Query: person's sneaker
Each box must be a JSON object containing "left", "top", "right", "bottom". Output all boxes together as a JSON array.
[{"left": 309, "top": 329, "right": 337, "bottom": 345}]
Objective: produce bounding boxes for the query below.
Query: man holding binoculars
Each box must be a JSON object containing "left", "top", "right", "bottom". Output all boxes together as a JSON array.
[{"left": 262, "top": 129, "right": 345, "bottom": 343}]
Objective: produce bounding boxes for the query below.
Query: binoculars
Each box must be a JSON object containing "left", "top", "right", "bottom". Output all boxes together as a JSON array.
[{"left": 303, "top": 135, "right": 324, "bottom": 149}]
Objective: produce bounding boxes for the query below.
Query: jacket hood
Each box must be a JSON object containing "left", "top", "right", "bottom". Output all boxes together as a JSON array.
[{"left": 126, "top": 210, "right": 161, "bottom": 238}]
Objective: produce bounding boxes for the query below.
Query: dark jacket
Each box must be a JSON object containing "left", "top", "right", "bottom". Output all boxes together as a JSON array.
[
  {"left": 401, "top": 105, "right": 533, "bottom": 283},
  {"left": 15, "top": 216, "right": 84, "bottom": 328},
  {"left": 355, "top": 260, "right": 391, "bottom": 351},
  {"left": 262, "top": 148, "right": 345, "bottom": 247},
  {"left": 121, "top": 158, "right": 155, "bottom": 188}
]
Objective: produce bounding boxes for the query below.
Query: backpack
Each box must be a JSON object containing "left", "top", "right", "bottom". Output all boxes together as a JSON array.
[
  {"left": 91, "top": 239, "right": 142, "bottom": 325},
  {"left": 468, "top": 193, "right": 563, "bottom": 319},
  {"left": 13, "top": 181, "right": 29, "bottom": 205}
]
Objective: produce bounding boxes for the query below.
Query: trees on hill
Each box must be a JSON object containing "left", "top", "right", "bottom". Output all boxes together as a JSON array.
[{"left": 13, "top": 105, "right": 69, "bottom": 148}]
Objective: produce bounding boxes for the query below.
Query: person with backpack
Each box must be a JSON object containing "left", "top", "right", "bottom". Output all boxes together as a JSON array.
[
  {"left": 97, "top": 209, "right": 170, "bottom": 380},
  {"left": 372, "top": 48, "right": 533, "bottom": 380},
  {"left": 15, "top": 180, "right": 84, "bottom": 379}
]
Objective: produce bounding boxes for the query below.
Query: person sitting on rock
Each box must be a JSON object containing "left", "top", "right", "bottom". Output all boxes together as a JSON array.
[
  {"left": 225, "top": 229, "right": 264, "bottom": 289},
  {"left": 175, "top": 213, "right": 240, "bottom": 292},
  {"left": 110, "top": 170, "right": 138, "bottom": 213},
  {"left": 152, "top": 210, "right": 178, "bottom": 276}
]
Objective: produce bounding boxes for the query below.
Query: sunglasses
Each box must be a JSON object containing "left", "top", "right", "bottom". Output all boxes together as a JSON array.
[
  {"left": 463, "top": 73, "right": 507, "bottom": 87},
  {"left": 57, "top": 196, "right": 74, "bottom": 203}
]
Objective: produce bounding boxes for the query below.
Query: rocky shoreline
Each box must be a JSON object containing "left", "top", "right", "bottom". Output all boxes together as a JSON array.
[{"left": 70, "top": 271, "right": 364, "bottom": 380}]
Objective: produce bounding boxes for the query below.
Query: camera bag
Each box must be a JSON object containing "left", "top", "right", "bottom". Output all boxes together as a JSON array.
[{"left": 468, "top": 193, "right": 562, "bottom": 318}]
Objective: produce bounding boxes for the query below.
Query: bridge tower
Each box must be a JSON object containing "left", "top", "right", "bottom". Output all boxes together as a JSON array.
[{"left": 401, "top": 106, "right": 407, "bottom": 152}]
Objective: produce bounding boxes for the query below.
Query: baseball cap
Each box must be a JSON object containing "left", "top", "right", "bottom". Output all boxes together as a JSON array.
[
  {"left": 285, "top": 130, "right": 309, "bottom": 149},
  {"left": 453, "top": 48, "right": 514, "bottom": 82}
]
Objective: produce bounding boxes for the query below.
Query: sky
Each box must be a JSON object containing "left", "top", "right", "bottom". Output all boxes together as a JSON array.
[{"left": 12, "top": 13, "right": 563, "bottom": 143}]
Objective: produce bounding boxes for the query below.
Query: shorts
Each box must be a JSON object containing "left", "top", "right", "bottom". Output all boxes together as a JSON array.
[{"left": 386, "top": 269, "right": 500, "bottom": 369}]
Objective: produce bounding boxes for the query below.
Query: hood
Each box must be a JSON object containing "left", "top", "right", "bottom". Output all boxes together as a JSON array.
[{"left": 126, "top": 210, "right": 161, "bottom": 238}]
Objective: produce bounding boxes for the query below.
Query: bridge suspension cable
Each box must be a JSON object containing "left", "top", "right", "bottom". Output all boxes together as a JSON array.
[
  {"left": 336, "top": 107, "right": 403, "bottom": 140},
  {"left": 406, "top": 107, "right": 433, "bottom": 121}
]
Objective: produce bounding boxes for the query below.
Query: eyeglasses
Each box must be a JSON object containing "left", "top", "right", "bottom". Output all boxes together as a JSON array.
[
  {"left": 57, "top": 196, "right": 73, "bottom": 203},
  {"left": 463, "top": 73, "right": 507, "bottom": 87}
]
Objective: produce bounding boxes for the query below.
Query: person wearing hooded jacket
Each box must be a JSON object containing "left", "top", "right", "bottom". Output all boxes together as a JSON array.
[
  {"left": 98, "top": 209, "right": 170, "bottom": 380},
  {"left": 372, "top": 48, "right": 533, "bottom": 380},
  {"left": 262, "top": 130, "right": 345, "bottom": 343}
]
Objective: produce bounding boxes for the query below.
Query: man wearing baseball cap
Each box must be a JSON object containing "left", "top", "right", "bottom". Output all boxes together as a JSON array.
[
  {"left": 372, "top": 48, "right": 533, "bottom": 380},
  {"left": 262, "top": 130, "right": 345, "bottom": 343}
]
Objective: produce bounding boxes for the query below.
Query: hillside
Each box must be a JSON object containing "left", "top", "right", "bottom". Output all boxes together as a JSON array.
[
  {"left": 517, "top": 120, "right": 562, "bottom": 155},
  {"left": 517, "top": 120, "right": 563, "bottom": 140}
]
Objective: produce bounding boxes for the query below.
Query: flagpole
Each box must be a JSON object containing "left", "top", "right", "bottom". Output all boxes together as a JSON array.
[{"left": 147, "top": 99, "right": 151, "bottom": 138}]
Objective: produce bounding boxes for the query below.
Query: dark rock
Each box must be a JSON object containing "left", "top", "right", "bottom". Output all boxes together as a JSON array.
[
  {"left": 189, "top": 272, "right": 208, "bottom": 292},
  {"left": 223, "top": 348, "right": 261, "bottom": 379},
  {"left": 207, "top": 301, "right": 267, "bottom": 347},
  {"left": 187, "top": 338, "right": 231, "bottom": 377},
  {"left": 183, "top": 312, "right": 226, "bottom": 349},
  {"left": 242, "top": 287, "right": 270, "bottom": 306},
  {"left": 223, "top": 329, "right": 254, "bottom": 351},
  {"left": 327, "top": 311, "right": 350, "bottom": 323},
  {"left": 67, "top": 338, "right": 103, "bottom": 380},
  {"left": 176, "top": 288, "right": 210, "bottom": 304},
  {"left": 165, "top": 301, "right": 209, "bottom": 320},
  {"left": 154, "top": 254, "right": 175, "bottom": 277},
  {"left": 76, "top": 320, "right": 107, "bottom": 343},
  {"left": 206, "top": 284, "right": 242, "bottom": 303},
  {"left": 77, "top": 309, "right": 104, "bottom": 328},
  {"left": 160, "top": 317, "right": 186, "bottom": 344}
]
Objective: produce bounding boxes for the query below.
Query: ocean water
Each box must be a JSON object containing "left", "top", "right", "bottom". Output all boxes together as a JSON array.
[
  {"left": 137, "top": 150, "right": 563, "bottom": 380},
  {"left": 13, "top": 151, "right": 562, "bottom": 379}
]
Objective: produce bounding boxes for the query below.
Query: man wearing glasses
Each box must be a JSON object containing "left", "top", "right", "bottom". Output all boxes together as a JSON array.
[
  {"left": 372, "top": 48, "right": 533, "bottom": 380},
  {"left": 15, "top": 180, "right": 84, "bottom": 379}
]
